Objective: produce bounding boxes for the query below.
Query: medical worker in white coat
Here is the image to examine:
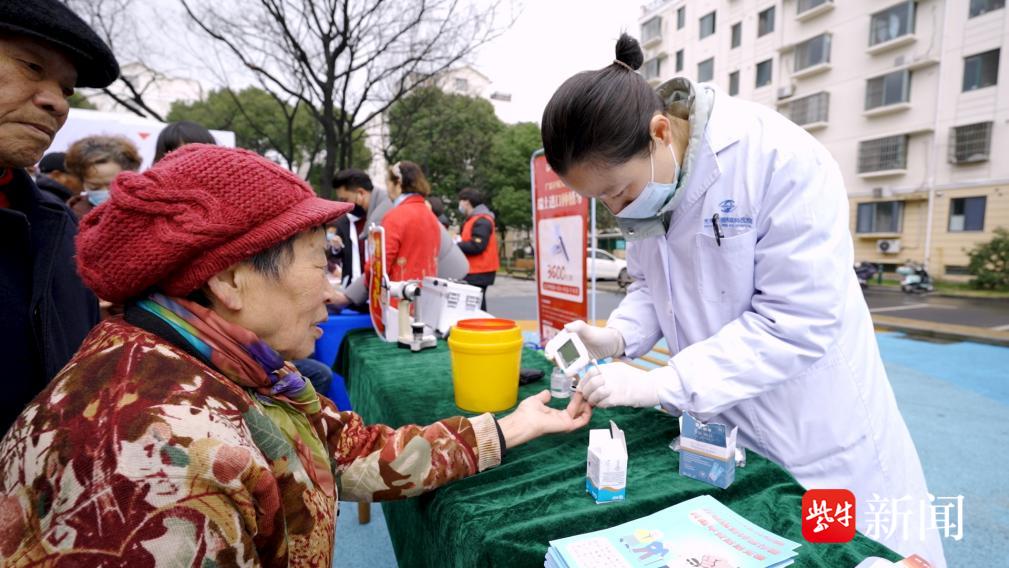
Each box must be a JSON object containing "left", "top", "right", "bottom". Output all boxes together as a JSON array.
[{"left": 543, "top": 35, "right": 945, "bottom": 565}]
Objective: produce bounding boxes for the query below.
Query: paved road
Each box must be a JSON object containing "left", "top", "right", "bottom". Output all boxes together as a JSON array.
[
  {"left": 486, "top": 276, "right": 624, "bottom": 321},
  {"left": 862, "top": 287, "right": 1009, "bottom": 330},
  {"left": 487, "top": 276, "right": 1009, "bottom": 330}
]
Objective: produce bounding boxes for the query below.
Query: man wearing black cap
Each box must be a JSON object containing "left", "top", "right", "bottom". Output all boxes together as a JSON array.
[{"left": 0, "top": 0, "right": 120, "bottom": 434}]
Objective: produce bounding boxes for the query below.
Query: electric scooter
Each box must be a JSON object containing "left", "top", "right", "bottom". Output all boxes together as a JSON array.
[
  {"left": 854, "top": 262, "right": 880, "bottom": 290},
  {"left": 896, "top": 262, "right": 934, "bottom": 294}
]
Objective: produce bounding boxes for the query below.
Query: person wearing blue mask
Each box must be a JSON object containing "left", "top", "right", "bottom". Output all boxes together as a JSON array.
[
  {"left": 65, "top": 134, "right": 141, "bottom": 218},
  {"left": 542, "top": 34, "right": 945, "bottom": 566}
]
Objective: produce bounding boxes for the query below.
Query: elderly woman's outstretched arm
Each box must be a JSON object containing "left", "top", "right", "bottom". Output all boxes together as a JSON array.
[{"left": 319, "top": 390, "right": 590, "bottom": 502}]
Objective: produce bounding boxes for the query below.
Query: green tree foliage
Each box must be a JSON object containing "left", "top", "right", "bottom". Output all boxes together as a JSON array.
[
  {"left": 483, "top": 122, "right": 541, "bottom": 234},
  {"left": 68, "top": 93, "right": 97, "bottom": 110},
  {"left": 593, "top": 199, "right": 619, "bottom": 231},
  {"left": 387, "top": 88, "right": 552, "bottom": 236},
  {"left": 967, "top": 227, "right": 1009, "bottom": 290},
  {"left": 168, "top": 88, "right": 369, "bottom": 195},
  {"left": 387, "top": 86, "right": 503, "bottom": 200}
]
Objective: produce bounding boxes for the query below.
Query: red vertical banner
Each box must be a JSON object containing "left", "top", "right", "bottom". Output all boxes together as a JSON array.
[
  {"left": 368, "top": 226, "right": 386, "bottom": 339},
  {"left": 531, "top": 150, "right": 588, "bottom": 345}
]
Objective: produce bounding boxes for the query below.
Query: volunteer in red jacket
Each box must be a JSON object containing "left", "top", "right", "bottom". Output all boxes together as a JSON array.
[
  {"left": 457, "top": 187, "right": 499, "bottom": 310},
  {"left": 381, "top": 161, "right": 441, "bottom": 282}
]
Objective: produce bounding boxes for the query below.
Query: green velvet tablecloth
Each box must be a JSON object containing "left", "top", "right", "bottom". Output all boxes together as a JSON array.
[{"left": 337, "top": 330, "right": 901, "bottom": 567}]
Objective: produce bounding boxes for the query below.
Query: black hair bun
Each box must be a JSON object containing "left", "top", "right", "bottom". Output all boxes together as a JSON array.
[{"left": 614, "top": 33, "right": 644, "bottom": 71}]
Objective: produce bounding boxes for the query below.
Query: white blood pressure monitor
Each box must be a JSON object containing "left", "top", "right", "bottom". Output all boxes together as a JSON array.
[{"left": 545, "top": 330, "right": 593, "bottom": 378}]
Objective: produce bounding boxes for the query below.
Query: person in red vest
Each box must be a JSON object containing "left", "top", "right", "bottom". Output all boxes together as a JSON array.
[
  {"left": 457, "top": 188, "right": 499, "bottom": 311},
  {"left": 382, "top": 161, "right": 441, "bottom": 283}
]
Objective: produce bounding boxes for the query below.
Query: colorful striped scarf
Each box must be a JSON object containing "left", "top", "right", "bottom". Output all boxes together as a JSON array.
[{"left": 137, "top": 293, "right": 335, "bottom": 496}]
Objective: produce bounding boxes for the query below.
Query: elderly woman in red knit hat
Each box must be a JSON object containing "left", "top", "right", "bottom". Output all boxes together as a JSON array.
[{"left": 0, "top": 145, "right": 591, "bottom": 566}]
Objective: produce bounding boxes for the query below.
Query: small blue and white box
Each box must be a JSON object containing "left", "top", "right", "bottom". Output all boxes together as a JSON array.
[
  {"left": 586, "top": 421, "right": 627, "bottom": 504},
  {"left": 678, "top": 413, "right": 737, "bottom": 489}
]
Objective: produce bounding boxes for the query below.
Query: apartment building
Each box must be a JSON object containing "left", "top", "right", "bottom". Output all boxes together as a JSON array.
[{"left": 638, "top": 0, "right": 1008, "bottom": 279}]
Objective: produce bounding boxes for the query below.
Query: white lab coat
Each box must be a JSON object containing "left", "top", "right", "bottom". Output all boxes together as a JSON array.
[{"left": 607, "top": 90, "right": 946, "bottom": 565}]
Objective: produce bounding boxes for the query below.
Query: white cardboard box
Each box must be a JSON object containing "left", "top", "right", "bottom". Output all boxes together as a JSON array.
[{"left": 586, "top": 421, "right": 627, "bottom": 504}]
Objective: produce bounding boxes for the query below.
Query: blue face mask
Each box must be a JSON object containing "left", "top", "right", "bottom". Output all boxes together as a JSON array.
[
  {"left": 615, "top": 143, "right": 681, "bottom": 219},
  {"left": 86, "top": 189, "right": 110, "bottom": 206}
]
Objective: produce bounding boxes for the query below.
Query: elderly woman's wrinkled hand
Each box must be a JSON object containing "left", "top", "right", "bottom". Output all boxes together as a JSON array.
[{"left": 497, "top": 390, "right": 592, "bottom": 450}]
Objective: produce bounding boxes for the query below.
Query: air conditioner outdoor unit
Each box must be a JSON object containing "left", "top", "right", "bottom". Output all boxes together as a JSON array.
[
  {"left": 876, "top": 239, "right": 901, "bottom": 254},
  {"left": 872, "top": 187, "right": 884, "bottom": 198},
  {"left": 777, "top": 85, "right": 795, "bottom": 99}
]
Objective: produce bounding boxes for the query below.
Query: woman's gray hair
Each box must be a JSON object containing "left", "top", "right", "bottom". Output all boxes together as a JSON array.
[
  {"left": 65, "top": 135, "right": 142, "bottom": 177},
  {"left": 246, "top": 224, "right": 328, "bottom": 279},
  {"left": 186, "top": 226, "right": 324, "bottom": 307}
]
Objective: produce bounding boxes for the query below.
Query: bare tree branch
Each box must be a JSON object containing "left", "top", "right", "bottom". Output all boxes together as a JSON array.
[
  {"left": 179, "top": 0, "right": 514, "bottom": 188},
  {"left": 64, "top": 0, "right": 167, "bottom": 121}
]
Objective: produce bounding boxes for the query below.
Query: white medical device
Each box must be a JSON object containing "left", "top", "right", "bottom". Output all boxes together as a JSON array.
[
  {"left": 544, "top": 330, "right": 599, "bottom": 389},
  {"left": 367, "top": 225, "right": 436, "bottom": 352},
  {"left": 417, "top": 277, "right": 488, "bottom": 337}
]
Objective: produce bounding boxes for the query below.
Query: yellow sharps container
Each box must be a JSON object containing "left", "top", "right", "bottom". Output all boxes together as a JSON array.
[{"left": 447, "top": 319, "right": 523, "bottom": 413}]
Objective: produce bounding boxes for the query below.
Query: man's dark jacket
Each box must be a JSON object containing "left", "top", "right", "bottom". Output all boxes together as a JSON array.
[{"left": 0, "top": 168, "right": 99, "bottom": 435}]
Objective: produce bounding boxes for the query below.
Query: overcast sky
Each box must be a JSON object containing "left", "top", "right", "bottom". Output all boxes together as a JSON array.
[
  {"left": 130, "top": 0, "right": 641, "bottom": 127},
  {"left": 474, "top": 1, "right": 641, "bottom": 124}
]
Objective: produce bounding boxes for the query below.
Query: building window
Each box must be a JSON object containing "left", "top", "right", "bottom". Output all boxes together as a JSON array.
[
  {"left": 453, "top": 77, "right": 469, "bottom": 91},
  {"left": 794, "top": 33, "right": 831, "bottom": 72},
  {"left": 865, "top": 70, "right": 911, "bottom": 110},
  {"left": 949, "top": 122, "right": 993, "bottom": 163},
  {"left": 949, "top": 196, "right": 986, "bottom": 231},
  {"left": 756, "top": 59, "right": 773, "bottom": 87},
  {"left": 856, "top": 201, "right": 904, "bottom": 233},
  {"left": 700, "top": 11, "right": 716, "bottom": 39},
  {"left": 643, "top": 56, "right": 663, "bottom": 81},
  {"left": 642, "top": 17, "right": 662, "bottom": 43},
  {"left": 780, "top": 91, "right": 829, "bottom": 126},
  {"left": 869, "top": 1, "right": 915, "bottom": 47},
  {"left": 963, "top": 49, "right": 1000, "bottom": 91},
  {"left": 677, "top": 6, "right": 685, "bottom": 29},
  {"left": 731, "top": 22, "right": 742, "bottom": 48},
  {"left": 970, "top": 0, "right": 1005, "bottom": 18},
  {"left": 758, "top": 6, "right": 776, "bottom": 37},
  {"left": 729, "top": 71, "right": 740, "bottom": 96},
  {"left": 798, "top": 0, "right": 831, "bottom": 15},
  {"left": 675, "top": 49, "right": 684, "bottom": 72},
  {"left": 698, "top": 57, "right": 714, "bottom": 82},
  {"left": 858, "top": 135, "right": 908, "bottom": 173}
]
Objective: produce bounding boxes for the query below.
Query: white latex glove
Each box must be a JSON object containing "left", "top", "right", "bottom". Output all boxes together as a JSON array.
[
  {"left": 563, "top": 320, "right": 625, "bottom": 360},
  {"left": 579, "top": 362, "right": 658, "bottom": 408}
]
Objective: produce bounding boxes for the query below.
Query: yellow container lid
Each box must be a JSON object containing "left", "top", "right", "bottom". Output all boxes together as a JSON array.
[{"left": 449, "top": 318, "right": 521, "bottom": 344}]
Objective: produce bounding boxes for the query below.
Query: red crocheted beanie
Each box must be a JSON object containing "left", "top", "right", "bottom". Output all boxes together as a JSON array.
[{"left": 76, "top": 144, "right": 352, "bottom": 303}]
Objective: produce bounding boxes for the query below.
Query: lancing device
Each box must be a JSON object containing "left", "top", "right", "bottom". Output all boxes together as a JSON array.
[{"left": 544, "top": 330, "right": 600, "bottom": 390}]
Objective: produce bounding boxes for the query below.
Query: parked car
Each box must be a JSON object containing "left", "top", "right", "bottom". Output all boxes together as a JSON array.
[{"left": 588, "top": 249, "right": 632, "bottom": 288}]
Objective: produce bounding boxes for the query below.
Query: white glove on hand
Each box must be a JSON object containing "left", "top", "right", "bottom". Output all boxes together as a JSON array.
[
  {"left": 579, "top": 362, "right": 658, "bottom": 408},
  {"left": 563, "top": 320, "right": 625, "bottom": 360}
]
